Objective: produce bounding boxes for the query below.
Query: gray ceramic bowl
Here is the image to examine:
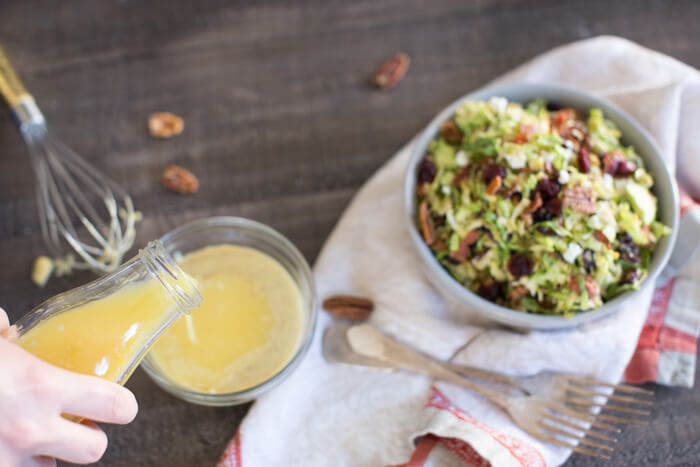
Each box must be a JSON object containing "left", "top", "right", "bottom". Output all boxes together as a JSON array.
[{"left": 404, "top": 83, "right": 679, "bottom": 330}]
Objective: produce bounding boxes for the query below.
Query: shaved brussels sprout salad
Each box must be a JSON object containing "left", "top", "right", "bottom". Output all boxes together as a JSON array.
[{"left": 415, "top": 97, "right": 670, "bottom": 316}]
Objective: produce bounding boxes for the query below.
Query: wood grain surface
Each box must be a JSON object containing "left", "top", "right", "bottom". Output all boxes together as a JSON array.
[{"left": 1, "top": 1, "right": 699, "bottom": 465}]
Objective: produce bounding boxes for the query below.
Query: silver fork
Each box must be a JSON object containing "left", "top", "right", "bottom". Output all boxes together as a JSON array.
[
  {"left": 338, "top": 324, "right": 644, "bottom": 458},
  {"left": 325, "top": 324, "right": 652, "bottom": 424},
  {"left": 442, "top": 362, "right": 652, "bottom": 424}
]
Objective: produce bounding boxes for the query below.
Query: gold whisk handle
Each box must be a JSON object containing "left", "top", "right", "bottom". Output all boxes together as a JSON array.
[
  {"left": 0, "top": 45, "right": 45, "bottom": 127},
  {"left": 0, "top": 45, "right": 30, "bottom": 106}
]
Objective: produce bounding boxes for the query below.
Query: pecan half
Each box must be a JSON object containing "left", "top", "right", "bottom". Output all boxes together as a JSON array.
[
  {"left": 569, "top": 275, "right": 600, "bottom": 299},
  {"left": 322, "top": 295, "right": 374, "bottom": 320},
  {"left": 486, "top": 175, "right": 502, "bottom": 195},
  {"left": 418, "top": 201, "right": 435, "bottom": 245},
  {"left": 562, "top": 185, "right": 596, "bottom": 214},
  {"left": 371, "top": 53, "right": 410, "bottom": 89},
  {"left": 524, "top": 191, "right": 543, "bottom": 214},
  {"left": 593, "top": 230, "right": 611, "bottom": 248},
  {"left": 507, "top": 285, "right": 529, "bottom": 301},
  {"left": 504, "top": 173, "right": 524, "bottom": 198},
  {"left": 440, "top": 120, "right": 462, "bottom": 144},
  {"left": 160, "top": 165, "right": 199, "bottom": 194},
  {"left": 452, "top": 165, "right": 471, "bottom": 186},
  {"left": 149, "top": 112, "right": 184, "bottom": 139},
  {"left": 450, "top": 229, "right": 481, "bottom": 262}
]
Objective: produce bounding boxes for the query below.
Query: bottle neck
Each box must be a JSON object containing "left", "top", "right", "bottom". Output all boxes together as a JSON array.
[{"left": 139, "top": 240, "right": 201, "bottom": 315}]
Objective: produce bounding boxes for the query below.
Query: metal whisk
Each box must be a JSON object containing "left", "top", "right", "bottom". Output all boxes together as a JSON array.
[{"left": 0, "top": 45, "right": 136, "bottom": 273}]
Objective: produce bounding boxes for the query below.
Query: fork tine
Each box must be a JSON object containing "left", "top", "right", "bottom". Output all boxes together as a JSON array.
[
  {"left": 549, "top": 404, "right": 620, "bottom": 432},
  {"left": 531, "top": 432, "right": 611, "bottom": 459},
  {"left": 542, "top": 411, "right": 618, "bottom": 442},
  {"left": 566, "top": 398, "right": 651, "bottom": 416},
  {"left": 566, "top": 385, "right": 653, "bottom": 405},
  {"left": 567, "top": 376, "right": 654, "bottom": 396},
  {"left": 539, "top": 421, "right": 615, "bottom": 451}
]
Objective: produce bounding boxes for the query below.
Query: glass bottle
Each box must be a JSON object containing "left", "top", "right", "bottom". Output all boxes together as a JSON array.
[{"left": 15, "top": 239, "right": 202, "bottom": 385}]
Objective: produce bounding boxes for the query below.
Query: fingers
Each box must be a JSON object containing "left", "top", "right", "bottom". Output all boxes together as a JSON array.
[
  {"left": 36, "top": 419, "right": 107, "bottom": 465},
  {"left": 0, "top": 307, "right": 8, "bottom": 331},
  {"left": 56, "top": 371, "right": 138, "bottom": 424}
]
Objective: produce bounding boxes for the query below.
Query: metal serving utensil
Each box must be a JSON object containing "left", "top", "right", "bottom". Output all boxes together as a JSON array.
[{"left": 323, "top": 323, "right": 654, "bottom": 458}]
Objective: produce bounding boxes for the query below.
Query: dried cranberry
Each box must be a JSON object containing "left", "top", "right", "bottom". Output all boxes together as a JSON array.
[
  {"left": 532, "top": 207, "right": 555, "bottom": 223},
  {"left": 536, "top": 226, "right": 558, "bottom": 236},
  {"left": 417, "top": 157, "right": 437, "bottom": 183},
  {"left": 483, "top": 163, "right": 507, "bottom": 185},
  {"left": 477, "top": 226, "right": 493, "bottom": 241},
  {"left": 545, "top": 197, "right": 563, "bottom": 216},
  {"left": 508, "top": 253, "right": 534, "bottom": 278},
  {"left": 617, "top": 233, "right": 640, "bottom": 263},
  {"left": 582, "top": 249, "right": 596, "bottom": 274},
  {"left": 616, "top": 160, "right": 637, "bottom": 177},
  {"left": 621, "top": 268, "right": 641, "bottom": 284},
  {"left": 477, "top": 281, "right": 503, "bottom": 302},
  {"left": 535, "top": 178, "right": 561, "bottom": 200},
  {"left": 577, "top": 147, "right": 591, "bottom": 173}
]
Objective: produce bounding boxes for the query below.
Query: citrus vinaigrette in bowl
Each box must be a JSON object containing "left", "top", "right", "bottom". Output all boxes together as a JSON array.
[{"left": 148, "top": 244, "right": 304, "bottom": 394}]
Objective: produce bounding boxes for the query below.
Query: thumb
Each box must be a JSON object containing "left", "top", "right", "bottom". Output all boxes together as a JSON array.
[{"left": 0, "top": 307, "right": 18, "bottom": 341}]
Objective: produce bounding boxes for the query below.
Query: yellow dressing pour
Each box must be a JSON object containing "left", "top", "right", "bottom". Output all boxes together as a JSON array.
[
  {"left": 17, "top": 275, "right": 197, "bottom": 383},
  {"left": 149, "top": 244, "right": 303, "bottom": 394}
]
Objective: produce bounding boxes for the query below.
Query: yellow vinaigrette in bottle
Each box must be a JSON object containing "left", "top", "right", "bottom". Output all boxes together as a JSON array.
[{"left": 15, "top": 240, "right": 201, "bottom": 385}]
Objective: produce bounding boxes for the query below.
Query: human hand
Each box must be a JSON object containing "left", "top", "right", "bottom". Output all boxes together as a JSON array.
[{"left": 0, "top": 308, "right": 138, "bottom": 467}]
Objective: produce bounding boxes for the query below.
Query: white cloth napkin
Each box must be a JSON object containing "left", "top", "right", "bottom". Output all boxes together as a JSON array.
[{"left": 218, "top": 36, "right": 700, "bottom": 467}]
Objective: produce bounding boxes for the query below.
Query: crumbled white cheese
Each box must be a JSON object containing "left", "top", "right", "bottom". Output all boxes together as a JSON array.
[
  {"left": 558, "top": 169, "right": 570, "bottom": 185},
  {"left": 489, "top": 96, "right": 508, "bottom": 114},
  {"left": 455, "top": 150, "right": 468, "bottom": 167},
  {"left": 441, "top": 185, "right": 451, "bottom": 195},
  {"left": 602, "top": 173, "right": 614, "bottom": 191},
  {"left": 561, "top": 147, "right": 574, "bottom": 161},
  {"left": 542, "top": 151, "right": 556, "bottom": 164},
  {"left": 598, "top": 202, "right": 617, "bottom": 226},
  {"left": 504, "top": 151, "right": 527, "bottom": 170},
  {"left": 506, "top": 105, "right": 523, "bottom": 120},
  {"left": 588, "top": 215, "right": 603, "bottom": 230},
  {"left": 563, "top": 139, "right": 575, "bottom": 150},
  {"left": 563, "top": 242, "right": 583, "bottom": 263},
  {"left": 446, "top": 211, "right": 458, "bottom": 231}
]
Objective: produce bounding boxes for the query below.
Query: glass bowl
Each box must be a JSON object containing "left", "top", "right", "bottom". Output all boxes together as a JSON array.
[
  {"left": 403, "top": 83, "right": 679, "bottom": 330},
  {"left": 140, "top": 216, "right": 317, "bottom": 406}
]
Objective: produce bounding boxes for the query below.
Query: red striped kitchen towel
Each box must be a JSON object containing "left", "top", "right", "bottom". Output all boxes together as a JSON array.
[{"left": 625, "top": 189, "right": 700, "bottom": 387}]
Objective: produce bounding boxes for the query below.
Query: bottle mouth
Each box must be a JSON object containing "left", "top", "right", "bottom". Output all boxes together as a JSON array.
[{"left": 139, "top": 240, "right": 202, "bottom": 315}]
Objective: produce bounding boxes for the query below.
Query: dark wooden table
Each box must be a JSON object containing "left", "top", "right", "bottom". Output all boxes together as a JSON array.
[{"left": 1, "top": 1, "right": 699, "bottom": 465}]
